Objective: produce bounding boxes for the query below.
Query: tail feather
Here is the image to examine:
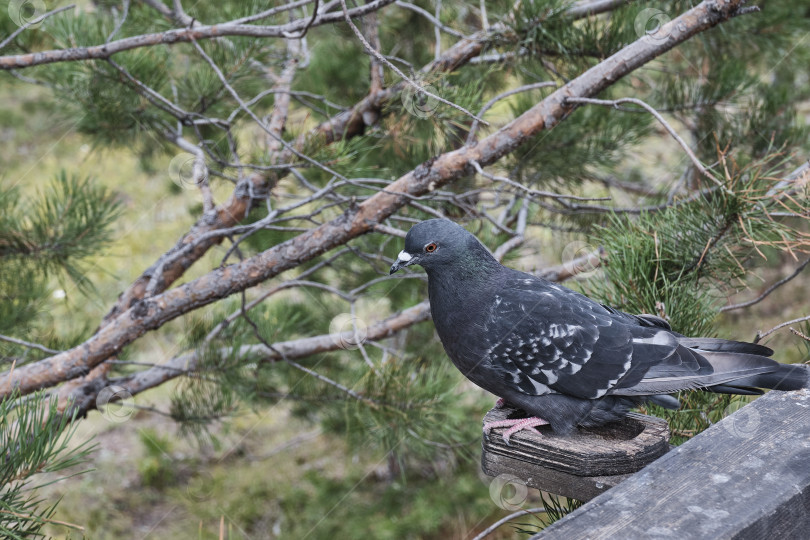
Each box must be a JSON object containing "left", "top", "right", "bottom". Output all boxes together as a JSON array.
[
  {"left": 705, "top": 385, "right": 764, "bottom": 396},
  {"left": 613, "top": 337, "right": 808, "bottom": 396},
  {"left": 682, "top": 337, "right": 807, "bottom": 392},
  {"left": 710, "top": 363, "right": 809, "bottom": 392},
  {"left": 615, "top": 351, "right": 780, "bottom": 395},
  {"left": 681, "top": 337, "right": 774, "bottom": 357}
]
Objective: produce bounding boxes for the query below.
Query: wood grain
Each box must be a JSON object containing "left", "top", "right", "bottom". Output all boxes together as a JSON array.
[
  {"left": 534, "top": 389, "right": 810, "bottom": 539},
  {"left": 481, "top": 406, "right": 670, "bottom": 501}
]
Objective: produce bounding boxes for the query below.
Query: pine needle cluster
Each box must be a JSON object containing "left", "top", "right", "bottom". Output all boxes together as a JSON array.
[{"left": 0, "top": 393, "right": 93, "bottom": 539}]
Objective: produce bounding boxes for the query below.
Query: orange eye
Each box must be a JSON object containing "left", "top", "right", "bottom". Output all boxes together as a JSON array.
[{"left": 425, "top": 243, "right": 437, "bottom": 253}]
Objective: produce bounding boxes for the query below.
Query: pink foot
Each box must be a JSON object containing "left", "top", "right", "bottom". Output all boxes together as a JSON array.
[
  {"left": 483, "top": 417, "right": 549, "bottom": 445},
  {"left": 494, "top": 398, "right": 507, "bottom": 409}
]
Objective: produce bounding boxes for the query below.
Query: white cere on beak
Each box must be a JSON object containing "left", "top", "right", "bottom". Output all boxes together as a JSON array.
[{"left": 396, "top": 250, "right": 412, "bottom": 263}]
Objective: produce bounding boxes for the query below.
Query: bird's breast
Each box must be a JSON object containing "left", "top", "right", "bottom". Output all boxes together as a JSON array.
[{"left": 429, "top": 288, "right": 498, "bottom": 380}]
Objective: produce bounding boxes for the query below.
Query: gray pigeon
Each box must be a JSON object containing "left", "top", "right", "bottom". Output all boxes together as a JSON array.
[{"left": 389, "top": 218, "right": 808, "bottom": 440}]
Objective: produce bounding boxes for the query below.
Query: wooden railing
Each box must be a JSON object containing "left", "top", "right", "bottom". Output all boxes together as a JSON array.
[{"left": 481, "top": 389, "right": 810, "bottom": 538}]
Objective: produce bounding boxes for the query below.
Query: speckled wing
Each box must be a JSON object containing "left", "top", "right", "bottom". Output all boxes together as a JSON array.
[
  {"left": 481, "top": 275, "right": 639, "bottom": 399},
  {"left": 483, "top": 273, "right": 716, "bottom": 400}
]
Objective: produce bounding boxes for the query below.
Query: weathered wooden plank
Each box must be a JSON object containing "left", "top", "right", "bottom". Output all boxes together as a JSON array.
[
  {"left": 481, "top": 406, "right": 670, "bottom": 500},
  {"left": 482, "top": 449, "right": 633, "bottom": 501},
  {"left": 534, "top": 389, "right": 810, "bottom": 539}
]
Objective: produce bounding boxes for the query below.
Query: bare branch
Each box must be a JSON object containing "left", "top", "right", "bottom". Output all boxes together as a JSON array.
[
  {"left": 756, "top": 314, "right": 810, "bottom": 343},
  {"left": 471, "top": 508, "right": 548, "bottom": 540},
  {"left": 0, "top": 0, "right": 397, "bottom": 70},
  {"left": 479, "top": 0, "right": 488, "bottom": 30},
  {"left": 536, "top": 248, "right": 606, "bottom": 282},
  {"left": 594, "top": 174, "right": 663, "bottom": 196},
  {"left": 227, "top": 0, "right": 318, "bottom": 26},
  {"left": 0, "top": 4, "right": 75, "bottom": 52},
  {"left": 720, "top": 256, "right": 810, "bottom": 312},
  {"left": 106, "top": 0, "right": 131, "bottom": 43},
  {"left": 565, "top": 96, "right": 715, "bottom": 183},
  {"left": 766, "top": 160, "right": 810, "bottom": 197},
  {"left": 470, "top": 160, "right": 609, "bottom": 202},
  {"left": 337, "top": 0, "right": 487, "bottom": 124},
  {"left": 0, "top": 334, "right": 63, "bottom": 356},
  {"left": 467, "top": 82, "right": 558, "bottom": 144},
  {"left": 394, "top": 1, "right": 465, "bottom": 39},
  {"left": 492, "top": 199, "right": 528, "bottom": 261},
  {"left": 790, "top": 327, "right": 810, "bottom": 344},
  {"left": 288, "top": 1, "right": 320, "bottom": 39},
  {"left": 567, "top": 0, "right": 632, "bottom": 18},
  {"left": 374, "top": 223, "right": 407, "bottom": 238},
  {"left": 363, "top": 1, "right": 385, "bottom": 94},
  {"left": 265, "top": 38, "right": 303, "bottom": 155},
  {"left": 434, "top": 0, "right": 442, "bottom": 59},
  {"left": 107, "top": 58, "right": 195, "bottom": 120},
  {"left": 138, "top": 0, "right": 177, "bottom": 21},
  {"left": 172, "top": 136, "right": 213, "bottom": 213}
]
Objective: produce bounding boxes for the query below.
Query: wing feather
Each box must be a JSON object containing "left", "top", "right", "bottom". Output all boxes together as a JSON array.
[
  {"left": 484, "top": 271, "right": 786, "bottom": 401},
  {"left": 484, "top": 275, "right": 646, "bottom": 399}
]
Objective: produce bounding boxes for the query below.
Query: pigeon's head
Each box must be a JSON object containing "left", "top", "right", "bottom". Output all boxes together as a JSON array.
[{"left": 389, "top": 219, "right": 496, "bottom": 275}]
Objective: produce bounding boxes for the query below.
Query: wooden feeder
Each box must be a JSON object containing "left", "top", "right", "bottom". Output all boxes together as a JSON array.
[{"left": 481, "top": 405, "right": 670, "bottom": 501}]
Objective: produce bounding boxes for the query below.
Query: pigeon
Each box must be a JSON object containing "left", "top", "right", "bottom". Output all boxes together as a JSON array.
[{"left": 389, "top": 218, "right": 808, "bottom": 441}]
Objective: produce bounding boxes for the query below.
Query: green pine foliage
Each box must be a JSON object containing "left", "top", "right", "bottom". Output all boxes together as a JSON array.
[
  {"left": 517, "top": 0, "right": 640, "bottom": 63},
  {"left": 0, "top": 172, "right": 121, "bottom": 360},
  {"left": 0, "top": 392, "right": 93, "bottom": 539},
  {"left": 586, "top": 156, "right": 810, "bottom": 446},
  {"left": 0, "top": 170, "right": 117, "bottom": 533},
  {"left": 591, "top": 156, "right": 810, "bottom": 335},
  {"left": 0, "top": 172, "right": 121, "bottom": 285}
]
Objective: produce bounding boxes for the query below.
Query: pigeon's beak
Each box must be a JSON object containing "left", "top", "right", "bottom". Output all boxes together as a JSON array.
[{"left": 390, "top": 250, "right": 416, "bottom": 274}]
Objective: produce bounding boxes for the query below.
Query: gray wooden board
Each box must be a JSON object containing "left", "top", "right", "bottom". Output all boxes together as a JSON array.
[
  {"left": 481, "top": 406, "right": 670, "bottom": 501},
  {"left": 534, "top": 389, "right": 810, "bottom": 539}
]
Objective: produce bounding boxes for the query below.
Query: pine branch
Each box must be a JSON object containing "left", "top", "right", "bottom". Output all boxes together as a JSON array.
[
  {"left": 0, "top": 0, "right": 398, "bottom": 70},
  {"left": 90, "top": 0, "right": 628, "bottom": 332},
  {"left": 0, "top": 392, "right": 93, "bottom": 536},
  {"left": 0, "top": 0, "right": 754, "bottom": 400}
]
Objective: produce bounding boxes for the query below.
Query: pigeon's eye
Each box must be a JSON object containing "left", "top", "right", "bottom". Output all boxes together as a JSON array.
[{"left": 424, "top": 242, "right": 438, "bottom": 253}]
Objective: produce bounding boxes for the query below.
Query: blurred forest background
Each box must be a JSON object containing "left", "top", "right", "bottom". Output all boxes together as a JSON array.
[{"left": 1, "top": 0, "right": 809, "bottom": 538}]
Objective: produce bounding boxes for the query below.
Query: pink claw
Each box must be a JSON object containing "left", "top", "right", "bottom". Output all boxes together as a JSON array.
[{"left": 483, "top": 416, "right": 549, "bottom": 445}]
